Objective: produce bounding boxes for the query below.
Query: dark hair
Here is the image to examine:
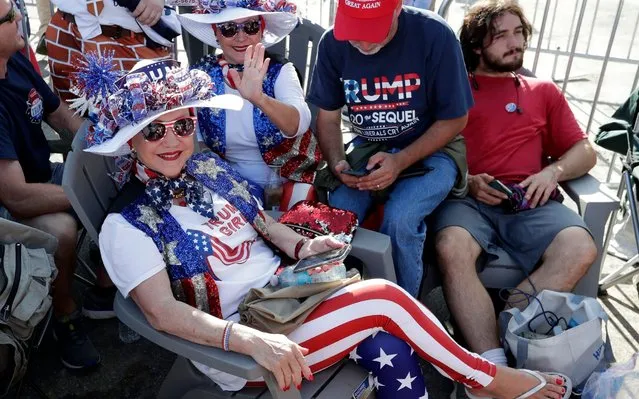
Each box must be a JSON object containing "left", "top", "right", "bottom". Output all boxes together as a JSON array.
[{"left": 459, "top": 0, "right": 533, "bottom": 72}]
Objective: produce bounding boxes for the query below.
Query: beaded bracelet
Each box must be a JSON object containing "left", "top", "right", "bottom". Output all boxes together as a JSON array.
[
  {"left": 223, "top": 320, "right": 234, "bottom": 352},
  {"left": 294, "top": 237, "right": 309, "bottom": 260}
]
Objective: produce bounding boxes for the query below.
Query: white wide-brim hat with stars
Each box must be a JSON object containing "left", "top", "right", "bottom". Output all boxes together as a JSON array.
[
  {"left": 177, "top": 0, "right": 299, "bottom": 49},
  {"left": 71, "top": 56, "right": 242, "bottom": 157}
]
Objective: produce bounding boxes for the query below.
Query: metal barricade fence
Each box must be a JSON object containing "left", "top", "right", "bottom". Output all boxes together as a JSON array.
[
  {"left": 296, "top": 0, "right": 639, "bottom": 139},
  {"left": 19, "top": 0, "right": 639, "bottom": 139},
  {"left": 297, "top": 0, "right": 337, "bottom": 27}
]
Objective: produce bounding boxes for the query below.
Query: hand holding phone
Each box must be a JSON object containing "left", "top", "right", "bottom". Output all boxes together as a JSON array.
[
  {"left": 293, "top": 244, "right": 351, "bottom": 273},
  {"left": 470, "top": 174, "right": 512, "bottom": 206},
  {"left": 341, "top": 169, "right": 369, "bottom": 177},
  {"left": 488, "top": 179, "right": 514, "bottom": 197},
  {"left": 334, "top": 160, "right": 360, "bottom": 189}
]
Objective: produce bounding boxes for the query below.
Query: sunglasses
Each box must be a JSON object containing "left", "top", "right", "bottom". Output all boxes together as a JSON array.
[
  {"left": 142, "top": 116, "right": 197, "bottom": 142},
  {"left": 216, "top": 19, "right": 261, "bottom": 38},
  {"left": 0, "top": 2, "right": 16, "bottom": 25}
]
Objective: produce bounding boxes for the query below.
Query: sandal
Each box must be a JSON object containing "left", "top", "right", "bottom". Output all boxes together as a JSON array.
[
  {"left": 515, "top": 369, "right": 572, "bottom": 399},
  {"left": 461, "top": 370, "right": 572, "bottom": 399}
]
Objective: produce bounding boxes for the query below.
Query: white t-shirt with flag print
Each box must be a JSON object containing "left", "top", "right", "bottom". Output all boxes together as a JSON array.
[{"left": 99, "top": 187, "right": 280, "bottom": 320}]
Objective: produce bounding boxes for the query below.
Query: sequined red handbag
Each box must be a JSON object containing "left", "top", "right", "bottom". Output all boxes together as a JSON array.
[{"left": 278, "top": 201, "right": 358, "bottom": 239}]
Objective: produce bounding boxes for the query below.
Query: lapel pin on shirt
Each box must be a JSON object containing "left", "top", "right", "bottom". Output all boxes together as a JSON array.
[{"left": 505, "top": 102, "right": 518, "bottom": 113}]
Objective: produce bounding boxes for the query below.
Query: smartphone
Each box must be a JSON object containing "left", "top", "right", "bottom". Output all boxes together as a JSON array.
[
  {"left": 293, "top": 244, "right": 352, "bottom": 273},
  {"left": 341, "top": 169, "right": 369, "bottom": 177},
  {"left": 399, "top": 165, "right": 433, "bottom": 179},
  {"left": 488, "top": 179, "right": 513, "bottom": 197}
]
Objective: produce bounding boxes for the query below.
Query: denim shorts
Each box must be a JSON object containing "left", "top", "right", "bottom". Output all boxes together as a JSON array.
[
  {"left": 432, "top": 196, "right": 591, "bottom": 274},
  {"left": 0, "top": 162, "right": 65, "bottom": 220}
]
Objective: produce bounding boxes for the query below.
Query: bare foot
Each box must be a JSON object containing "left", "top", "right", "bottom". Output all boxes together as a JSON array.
[{"left": 470, "top": 366, "right": 569, "bottom": 399}]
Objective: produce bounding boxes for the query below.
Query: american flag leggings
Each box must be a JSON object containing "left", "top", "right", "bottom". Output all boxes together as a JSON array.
[{"left": 283, "top": 279, "right": 497, "bottom": 396}]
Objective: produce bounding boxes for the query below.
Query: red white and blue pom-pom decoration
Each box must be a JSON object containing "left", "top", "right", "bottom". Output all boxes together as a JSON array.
[{"left": 69, "top": 51, "right": 123, "bottom": 117}]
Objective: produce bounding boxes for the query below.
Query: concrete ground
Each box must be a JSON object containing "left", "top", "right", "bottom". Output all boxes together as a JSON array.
[{"left": 9, "top": 0, "right": 639, "bottom": 397}]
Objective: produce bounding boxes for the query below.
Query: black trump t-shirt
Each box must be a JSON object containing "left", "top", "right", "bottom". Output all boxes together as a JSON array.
[
  {"left": 307, "top": 7, "right": 473, "bottom": 149},
  {"left": 0, "top": 52, "right": 60, "bottom": 183}
]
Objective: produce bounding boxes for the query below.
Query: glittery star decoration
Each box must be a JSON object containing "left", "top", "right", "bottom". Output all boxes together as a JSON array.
[
  {"left": 193, "top": 159, "right": 226, "bottom": 179},
  {"left": 209, "top": 137, "right": 222, "bottom": 149},
  {"left": 229, "top": 180, "right": 253, "bottom": 203},
  {"left": 260, "top": 136, "right": 275, "bottom": 147},
  {"left": 137, "top": 205, "right": 162, "bottom": 233},
  {"left": 164, "top": 241, "right": 182, "bottom": 266}
]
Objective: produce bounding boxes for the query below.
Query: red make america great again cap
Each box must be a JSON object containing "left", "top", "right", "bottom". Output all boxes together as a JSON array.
[{"left": 333, "top": 0, "right": 400, "bottom": 43}]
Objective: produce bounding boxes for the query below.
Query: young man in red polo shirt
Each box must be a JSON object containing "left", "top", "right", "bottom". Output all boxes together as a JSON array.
[{"left": 433, "top": 0, "right": 597, "bottom": 374}]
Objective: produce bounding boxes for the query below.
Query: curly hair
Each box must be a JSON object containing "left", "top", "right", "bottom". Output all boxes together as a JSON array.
[{"left": 459, "top": 0, "right": 532, "bottom": 72}]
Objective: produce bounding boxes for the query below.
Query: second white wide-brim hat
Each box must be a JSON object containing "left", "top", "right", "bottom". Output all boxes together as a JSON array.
[{"left": 178, "top": 8, "right": 298, "bottom": 49}]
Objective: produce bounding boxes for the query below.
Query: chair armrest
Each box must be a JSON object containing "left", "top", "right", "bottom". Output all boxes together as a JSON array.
[
  {"left": 560, "top": 173, "right": 619, "bottom": 246},
  {"left": 351, "top": 228, "right": 396, "bottom": 282},
  {"left": 560, "top": 173, "right": 619, "bottom": 217},
  {"left": 560, "top": 174, "right": 620, "bottom": 297},
  {"left": 114, "top": 293, "right": 268, "bottom": 380}
]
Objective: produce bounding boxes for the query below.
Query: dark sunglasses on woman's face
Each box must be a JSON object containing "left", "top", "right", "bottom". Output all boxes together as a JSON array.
[
  {"left": 142, "top": 116, "right": 197, "bottom": 142},
  {"left": 217, "top": 19, "right": 261, "bottom": 38},
  {"left": 0, "top": 2, "right": 17, "bottom": 25}
]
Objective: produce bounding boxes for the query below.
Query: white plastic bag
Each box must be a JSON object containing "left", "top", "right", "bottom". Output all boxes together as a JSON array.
[{"left": 582, "top": 352, "right": 639, "bottom": 399}]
